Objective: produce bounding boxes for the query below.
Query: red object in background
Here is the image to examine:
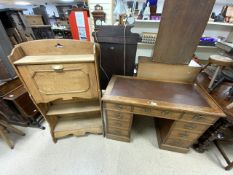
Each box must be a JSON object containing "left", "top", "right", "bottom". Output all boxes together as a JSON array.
[{"left": 68, "top": 11, "right": 90, "bottom": 41}]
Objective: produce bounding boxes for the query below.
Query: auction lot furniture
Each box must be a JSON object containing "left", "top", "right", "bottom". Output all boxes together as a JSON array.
[
  {"left": 194, "top": 72, "right": 233, "bottom": 170},
  {"left": 102, "top": 76, "right": 225, "bottom": 153},
  {"left": 9, "top": 39, "right": 103, "bottom": 142}
]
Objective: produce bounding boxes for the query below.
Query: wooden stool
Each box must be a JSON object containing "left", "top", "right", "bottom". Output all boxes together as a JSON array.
[
  {"left": 0, "top": 119, "right": 25, "bottom": 149},
  {"left": 205, "top": 55, "right": 233, "bottom": 92}
]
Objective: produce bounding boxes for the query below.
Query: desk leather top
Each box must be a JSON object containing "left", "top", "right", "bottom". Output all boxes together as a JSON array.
[
  {"left": 103, "top": 76, "right": 225, "bottom": 117},
  {"left": 111, "top": 78, "right": 209, "bottom": 107}
]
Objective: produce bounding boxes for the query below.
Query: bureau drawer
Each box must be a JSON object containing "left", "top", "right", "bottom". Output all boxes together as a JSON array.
[
  {"left": 107, "top": 119, "right": 131, "bottom": 129},
  {"left": 169, "top": 129, "right": 200, "bottom": 141},
  {"left": 106, "top": 110, "right": 132, "bottom": 121},
  {"left": 18, "top": 63, "right": 98, "bottom": 103},
  {"left": 133, "top": 107, "right": 182, "bottom": 120},
  {"left": 104, "top": 103, "right": 132, "bottom": 112},
  {"left": 181, "top": 113, "right": 217, "bottom": 124},
  {"left": 174, "top": 121, "right": 209, "bottom": 133},
  {"left": 165, "top": 138, "right": 193, "bottom": 148},
  {"left": 107, "top": 127, "right": 129, "bottom": 137}
]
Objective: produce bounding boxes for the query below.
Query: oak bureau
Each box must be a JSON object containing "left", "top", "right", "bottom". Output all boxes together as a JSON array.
[{"left": 102, "top": 76, "right": 225, "bottom": 153}]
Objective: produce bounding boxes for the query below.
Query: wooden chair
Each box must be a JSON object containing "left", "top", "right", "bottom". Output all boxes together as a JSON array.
[
  {"left": 0, "top": 116, "right": 25, "bottom": 149},
  {"left": 203, "top": 55, "right": 233, "bottom": 92}
]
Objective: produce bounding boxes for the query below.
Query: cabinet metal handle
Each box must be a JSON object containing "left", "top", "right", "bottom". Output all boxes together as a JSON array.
[
  {"left": 183, "top": 124, "right": 195, "bottom": 130},
  {"left": 115, "top": 105, "right": 123, "bottom": 110},
  {"left": 144, "top": 108, "right": 151, "bottom": 113},
  {"left": 192, "top": 115, "right": 205, "bottom": 121},
  {"left": 161, "top": 111, "right": 170, "bottom": 116},
  {"left": 52, "top": 65, "right": 64, "bottom": 72},
  {"left": 179, "top": 132, "right": 189, "bottom": 138}
]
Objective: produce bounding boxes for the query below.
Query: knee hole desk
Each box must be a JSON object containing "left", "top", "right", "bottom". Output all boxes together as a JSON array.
[{"left": 102, "top": 76, "right": 225, "bottom": 153}]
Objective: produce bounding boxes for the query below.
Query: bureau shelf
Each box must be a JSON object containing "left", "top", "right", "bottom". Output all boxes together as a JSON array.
[
  {"left": 54, "top": 114, "right": 102, "bottom": 139},
  {"left": 47, "top": 101, "right": 100, "bottom": 116}
]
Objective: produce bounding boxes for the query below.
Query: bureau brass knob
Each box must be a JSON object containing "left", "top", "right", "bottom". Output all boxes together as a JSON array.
[{"left": 52, "top": 65, "right": 64, "bottom": 72}]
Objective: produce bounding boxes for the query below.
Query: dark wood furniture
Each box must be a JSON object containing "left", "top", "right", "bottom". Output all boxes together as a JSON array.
[
  {"left": 0, "top": 20, "right": 15, "bottom": 81},
  {"left": 194, "top": 72, "right": 233, "bottom": 170},
  {"left": 102, "top": 76, "right": 225, "bottom": 153},
  {"left": 153, "top": 0, "right": 215, "bottom": 64},
  {"left": 31, "top": 25, "right": 55, "bottom": 39},
  {"left": 93, "top": 25, "right": 140, "bottom": 89},
  {"left": 0, "top": 8, "right": 35, "bottom": 46},
  {"left": 0, "top": 78, "right": 44, "bottom": 129}
]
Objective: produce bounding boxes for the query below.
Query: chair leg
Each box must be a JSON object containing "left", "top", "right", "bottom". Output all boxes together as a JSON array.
[
  {"left": 0, "top": 120, "right": 25, "bottom": 136},
  {"left": 0, "top": 128, "right": 14, "bottom": 149},
  {"left": 225, "top": 162, "right": 233, "bottom": 171},
  {"left": 6, "top": 125, "right": 25, "bottom": 136}
]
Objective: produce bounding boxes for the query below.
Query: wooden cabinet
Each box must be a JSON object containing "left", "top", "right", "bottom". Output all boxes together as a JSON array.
[{"left": 10, "top": 39, "right": 103, "bottom": 142}]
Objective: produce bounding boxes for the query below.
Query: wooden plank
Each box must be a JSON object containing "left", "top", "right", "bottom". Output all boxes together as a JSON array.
[
  {"left": 152, "top": 0, "right": 216, "bottom": 64},
  {"left": 14, "top": 54, "right": 95, "bottom": 65},
  {"left": 137, "top": 57, "right": 201, "bottom": 83},
  {"left": 54, "top": 116, "right": 102, "bottom": 138},
  {"left": 47, "top": 101, "right": 100, "bottom": 116},
  {"left": 17, "top": 39, "right": 94, "bottom": 56}
]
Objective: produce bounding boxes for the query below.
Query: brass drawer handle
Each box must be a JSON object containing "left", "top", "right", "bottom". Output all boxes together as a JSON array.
[
  {"left": 144, "top": 108, "right": 151, "bottom": 113},
  {"left": 52, "top": 65, "right": 64, "bottom": 72},
  {"left": 192, "top": 115, "right": 205, "bottom": 121},
  {"left": 183, "top": 124, "right": 195, "bottom": 130},
  {"left": 115, "top": 113, "right": 123, "bottom": 119},
  {"left": 178, "top": 132, "right": 189, "bottom": 138},
  {"left": 161, "top": 111, "right": 170, "bottom": 116},
  {"left": 115, "top": 104, "right": 123, "bottom": 110}
]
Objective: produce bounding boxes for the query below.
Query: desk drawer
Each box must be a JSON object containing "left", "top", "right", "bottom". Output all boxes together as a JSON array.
[
  {"left": 181, "top": 113, "right": 217, "bottom": 124},
  {"left": 106, "top": 110, "right": 132, "bottom": 121},
  {"left": 174, "top": 121, "right": 209, "bottom": 133},
  {"left": 169, "top": 129, "right": 200, "bottom": 141},
  {"left": 104, "top": 103, "right": 132, "bottom": 112},
  {"left": 133, "top": 107, "right": 181, "bottom": 120},
  {"left": 107, "top": 119, "right": 131, "bottom": 129},
  {"left": 107, "top": 127, "right": 129, "bottom": 137},
  {"left": 165, "top": 138, "right": 193, "bottom": 148}
]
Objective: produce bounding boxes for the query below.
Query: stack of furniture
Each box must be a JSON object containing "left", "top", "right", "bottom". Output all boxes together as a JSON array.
[
  {"left": 0, "top": 20, "right": 15, "bottom": 82},
  {"left": 102, "top": 0, "right": 225, "bottom": 153},
  {"left": 9, "top": 39, "right": 103, "bottom": 142},
  {"left": 0, "top": 78, "right": 40, "bottom": 128},
  {"left": 0, "top": 8, "right": 35, "bottom": 46},
  {"left": 194, "top": 72, "right": 233, "bottom": 170},
  {"left": 25, "top": 15, "right": 55, "bottom": 40}
]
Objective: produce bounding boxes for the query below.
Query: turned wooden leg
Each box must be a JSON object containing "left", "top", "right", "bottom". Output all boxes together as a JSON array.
[
  {"left": 0, "top": 120, "right": 25, "bottom": 136},
  {"left": 6, "top": 125, "right": 25, "bottom": 136},
  {"left": 193, "top": 118, "right": 229, "bottom": 153},
  {"left": 0, "top": 127, "right": 14, "bottom": 149}
]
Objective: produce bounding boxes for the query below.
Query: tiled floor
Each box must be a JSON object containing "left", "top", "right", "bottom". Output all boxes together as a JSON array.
[{"left": 0, "top": 117, "right": 232, "bottom": 175}]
